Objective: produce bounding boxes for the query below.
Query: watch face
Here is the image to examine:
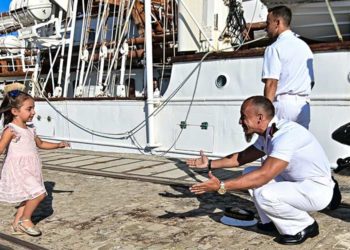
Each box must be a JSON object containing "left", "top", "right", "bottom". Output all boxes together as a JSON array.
[
  {"left": 218, "top": 182, "right": 226, "bottom": 195},
  {"left": 218, "top": 188, "right": 226, "bottom": 195}
]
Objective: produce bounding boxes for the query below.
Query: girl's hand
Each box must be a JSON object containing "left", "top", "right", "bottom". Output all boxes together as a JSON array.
[
  {"left": 57, "top": 141, "right": 70, "bottom": 148},
  {"left": 186, "top": 150, "right": 208, "bottom": 169}
]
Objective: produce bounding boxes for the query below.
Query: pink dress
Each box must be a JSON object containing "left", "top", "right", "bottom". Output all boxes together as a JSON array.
[{"left": 0, "top": 123, "right": 46, "bottom": 203}]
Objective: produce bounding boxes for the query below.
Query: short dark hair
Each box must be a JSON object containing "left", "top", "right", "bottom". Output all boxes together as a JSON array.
[
  {"left": 243, "top": 96, "right": 275, "bottom": 119},
  {"left": 0, "top": 91, "right": 33, "bottom": 126},
  {"left": 268, "top": 5, "right": 292, "bottom": 26}
]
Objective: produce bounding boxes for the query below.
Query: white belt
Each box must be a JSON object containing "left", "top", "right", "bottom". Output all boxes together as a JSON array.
[{"left": 275, "top": 94, "right": 310, "bottom": 102}]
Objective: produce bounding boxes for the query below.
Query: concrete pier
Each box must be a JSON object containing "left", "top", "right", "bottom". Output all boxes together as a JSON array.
[{"left": 0, "top": 149, "right": 349, "bottom": 249}]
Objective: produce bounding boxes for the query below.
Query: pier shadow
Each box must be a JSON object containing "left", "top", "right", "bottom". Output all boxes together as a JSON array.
[
  {"left": 322, "top": 203, "right": 350, "bottom": 223},
  {"left": 322, "top": 168, "right": 350, "bottom": 222},
  {"left": 157, "top": 185, "right": 275, "bottom": 237},
  {"left": 158, "top": 184, "right": 252, "bottom": 219},
  {"left": 321, "top": 177, "right": 350, "bottom": 222},
  {"left": 167, "top": 157, "right": 243, "bottom": 185},
  {"left": 156, "top": 159, "right": 273, "bottom": 235},
  {"left": 32, "top": 181, "right": 74, "bottom": 224},
  {"left": 161, "top": 158, "right": 350, "bottom": 234}
]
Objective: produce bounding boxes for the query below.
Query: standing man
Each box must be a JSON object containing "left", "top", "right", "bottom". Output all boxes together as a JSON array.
[
  {"left": 187, "top": 96, "right": 334, "bottom": 245},
  {"left": 262, "top": 6, "right": 314, "bottom": 128}
]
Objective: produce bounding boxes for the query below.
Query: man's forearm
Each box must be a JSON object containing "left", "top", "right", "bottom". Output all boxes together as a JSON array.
[
  {"left": 211, "top": 146, "right": 264, "bottom": 170},
  {"left": 264, "top": 79, "right": 278, "bottom": 102},
  {"left": 223, "top": 168, "right": 272, "bottom": 191},
  {"left": 210, "top": 153, "right": 239, "bottom": 170}
]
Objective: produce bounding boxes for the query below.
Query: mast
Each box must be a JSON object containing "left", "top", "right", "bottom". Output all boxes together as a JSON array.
[
  {"left": 63, "top": 0, "right": 79, "bottom": 97},
  {"left": 145, "top": 0, "right": 156, "bottom": 148}
]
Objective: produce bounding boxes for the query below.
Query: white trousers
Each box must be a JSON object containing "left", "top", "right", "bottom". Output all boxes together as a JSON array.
[
  {"left": 243, "top": 166, "right": 333, "bottom": 235},
  {"left": 274, "top": 95, "right": 310, "bottom": 129}
]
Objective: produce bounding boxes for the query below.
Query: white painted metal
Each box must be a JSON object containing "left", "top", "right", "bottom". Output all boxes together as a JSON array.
[
  {"left": 63, "top": 0, "right": 78, "bottom": 97},
  {"left": 51, "top": 0, "right": 69, "bottom": 12},
  {"left": 118, "top": 42, "right": 128, "bottom": 97},
  {"left": 145, "top": 0, "right": 156, "bottom": 148},
  {"left": 262, "top": 0, "right": 350, "bottom": 41},
  {"left": 30, "top": 50, "right": 41, "bottom": 97},
  {"left": 9, "top": 0, "right": 52, "bottom": 26},
  {"left": 0, "top": 13, "right": 20, "bottom": 33},
  {"left": 178, "top": 0, "right": 227, "bottom": 52},
  {"left": 97, "top": 45, "right": 107, "bottom": 93},
  {"left": 242, "top": 0, "right": 268, "bottom": 23},
  {"left": 0, "top": 36, "right": 21, "bottom": 54},
  {"left": 177, "top": 0, "right": 268, "bottom": 52}
]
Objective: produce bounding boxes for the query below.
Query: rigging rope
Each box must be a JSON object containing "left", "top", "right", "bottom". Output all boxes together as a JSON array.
[
  {"left": 22, "top": 0, "right": 267, "bottom": 155},
  {"left": 220, "top": 0, "right": 247, "bottom": 46}
]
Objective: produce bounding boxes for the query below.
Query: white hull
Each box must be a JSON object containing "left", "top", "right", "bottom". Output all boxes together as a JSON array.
[{"left": 35, "top": 49, "right": 350, "bottom": 167}]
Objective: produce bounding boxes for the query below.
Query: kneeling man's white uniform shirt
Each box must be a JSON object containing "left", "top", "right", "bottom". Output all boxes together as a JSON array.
[
  {"left": 254, "top": 118, "right": 332, "bottom": 183},
  {"left": 249, "top": 118, "right": 334, "bottom": 235}
]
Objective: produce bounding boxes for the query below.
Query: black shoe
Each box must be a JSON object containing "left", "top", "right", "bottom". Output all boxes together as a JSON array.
[
  {"left": 257, "top": 221, "right": 277, "bottom": 232},
  {"left": 278, "top": 221, "right": 319, "bottom": 245}
]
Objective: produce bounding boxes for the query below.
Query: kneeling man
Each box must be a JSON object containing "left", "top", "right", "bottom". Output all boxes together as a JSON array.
[{"left": 187, "top": 96, "right": 334, "bottom": 245}]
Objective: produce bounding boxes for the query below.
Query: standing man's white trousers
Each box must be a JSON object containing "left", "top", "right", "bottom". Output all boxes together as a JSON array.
[
  {"left": 274, "top": 95, "right": 310, "bottom": 129},
  {"left": 243, "top": 166, "right": 333, "bottom": 235}
]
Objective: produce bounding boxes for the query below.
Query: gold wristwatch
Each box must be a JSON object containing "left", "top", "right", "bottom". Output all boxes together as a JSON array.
[{"left": 217, "top": 181, "right": 226, "bottom": 195}]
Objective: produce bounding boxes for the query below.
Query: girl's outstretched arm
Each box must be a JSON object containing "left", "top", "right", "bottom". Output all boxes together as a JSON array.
[
  {"left": 34, "top": 136, "right": 70, "bottom": 150},
  {"left": 0, "top": 128, "right": 15, "bottom": 154}
]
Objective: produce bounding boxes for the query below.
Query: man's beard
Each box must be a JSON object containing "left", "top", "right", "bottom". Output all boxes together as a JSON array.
[
  {"left": 267, "top": 34, "right": 277, "bottom": 42},
  {"left": 245, "top": 133, "right": 254, "bottom": 143}
]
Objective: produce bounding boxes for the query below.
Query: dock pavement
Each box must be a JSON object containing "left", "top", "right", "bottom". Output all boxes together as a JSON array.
[{"left": 0, "top": 148, "right": 349, "bottom": 249}]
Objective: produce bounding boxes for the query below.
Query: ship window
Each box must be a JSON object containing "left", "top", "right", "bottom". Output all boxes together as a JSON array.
[{"left": 215, "top": 75, "right": 227, "bottom": 88}]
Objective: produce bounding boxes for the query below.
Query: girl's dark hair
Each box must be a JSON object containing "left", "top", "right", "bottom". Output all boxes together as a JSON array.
[{"left": 0, "top": 91, "right": 33, "bottom": 126}]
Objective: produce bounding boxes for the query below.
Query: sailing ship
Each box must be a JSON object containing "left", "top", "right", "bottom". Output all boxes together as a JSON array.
[{"left": 0, "top": 0, "right": 349, "bottom": 167}]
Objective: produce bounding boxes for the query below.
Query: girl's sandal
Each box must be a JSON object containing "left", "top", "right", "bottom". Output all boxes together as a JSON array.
[
  {"left": 18, "top": 219, "right": 42, "bottom": 237},
  {"left": 11, "top": 224, "right": 24, "bottom": 235}
]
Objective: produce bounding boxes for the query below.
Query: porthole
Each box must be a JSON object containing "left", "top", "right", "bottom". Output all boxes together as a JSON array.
[{"left": 216, "top": 75, "right": 227, "bottom": 88}]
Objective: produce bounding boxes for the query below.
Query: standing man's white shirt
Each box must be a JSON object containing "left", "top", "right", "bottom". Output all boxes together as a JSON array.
[
  {"left": 262, "top": 30, "right": 314, "bottom": 96},
  {"left": 262, "top": 30, "right": 314, "bottom": 128}
]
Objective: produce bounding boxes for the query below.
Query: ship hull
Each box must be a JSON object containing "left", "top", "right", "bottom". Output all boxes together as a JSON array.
[{"left": 35, "top": 48, "right": 350, "bottom": 167}]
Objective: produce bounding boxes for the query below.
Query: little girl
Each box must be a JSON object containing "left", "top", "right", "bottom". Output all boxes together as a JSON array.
[{"left": 0, "top": 87, "right": 69, "bottom": 236}]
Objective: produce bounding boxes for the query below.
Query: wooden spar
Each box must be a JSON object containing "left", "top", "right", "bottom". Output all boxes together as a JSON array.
[
  {"left": 127, "top": 47, "right": 174, "bottom": 58},
  {"left": 0, "top": 58, "right": 26, "bottom": 76},
  {"left": 85, "top": 47, "right": 174, "bottom": 61},
  {"left": 132, "top": 1, "right": 146, "bottom": 37},
  {"left": 94, "top": 0, "right": 128, "bottom": 4},
  {"left": 91, "top": 0, "right": 167, "bottom": 36},
  {"left": 0, "top": 71, "right": 32, "bottom": 77},
  {"left": 132, "top": 0, "right": 164, "bottom": 36},
  {"left": 171, "top": 40, "right": 350, "bottom": 63},
  {"left": 94, "top": 0, "right": 168, "bottom": 7},
  {"left": 246, "top": 22, "right": 267, "bottom": 31},
  {"left": 127, "top": 34, "right": 177, "bottom": 45}
]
